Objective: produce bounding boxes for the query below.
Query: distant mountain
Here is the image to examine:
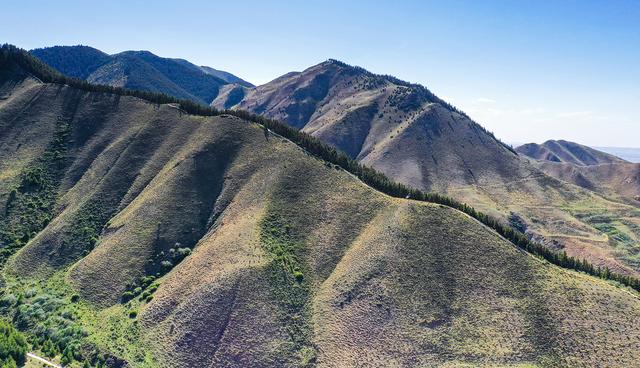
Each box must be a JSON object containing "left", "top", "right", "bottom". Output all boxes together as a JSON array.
[
  {"left": 518, "top": 141, "right": 640, "bottom": 201},
  {"left": 30, "top": 45, "right": 251, "bottom": 104},
  {"left": 536, "top": 161, "right": 640, "bottom": 201},
  {"left": 516, "top": 140, "right": 628, "bottom": 166},
  {"left": 28, "top": 45, "right": 111, "bottom": 79},
  {"left": 212, "top": 59, "right": 520, "bottom": 192}
]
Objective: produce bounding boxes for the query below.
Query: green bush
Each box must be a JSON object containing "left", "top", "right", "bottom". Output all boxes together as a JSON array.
[
  {"left": 60, "top": 345, "right": 74, "bottom": 365},
  {"left": 41, "top": 338, "right": 58, "bottom": 358},
  {"left": 121, "top": 291, "right": 134, "bottom": 302}
]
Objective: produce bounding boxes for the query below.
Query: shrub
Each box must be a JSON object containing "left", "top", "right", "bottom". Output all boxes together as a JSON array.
[
  {"left": 160, "top": 260, "right": 173, "bottom": 270},
  {"left": 174, "top": 247, "right": 191, "bottom": 261},
  {"left": 121, "top": 291, "right": 134, "bottom": 302},
  {"left": 60, "top": 345, "right": 74, "bottom": 365},
  {"left": 41, "top": 338, "right": 58, "bottom": 358}
]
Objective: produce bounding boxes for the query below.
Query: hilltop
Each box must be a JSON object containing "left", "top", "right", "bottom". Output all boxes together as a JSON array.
[
  {"left": 30, "top": 45, "right": 253, "bottom": 104},
  {"left": 2, "top": 45, "right": 640, "bottom": 367}
]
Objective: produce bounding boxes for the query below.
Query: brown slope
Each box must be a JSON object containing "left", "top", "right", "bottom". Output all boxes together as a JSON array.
[
  {"left": 3, "top": 60, "right": 640, "bottom": 367},
  {"left": 517, "top": 140, "right": 628, "bottom": 166},
  {"left": 212, "top": 59, "right": 517, "bottom": 191},
  {"left": 212, "top": 59, "right": 640, "bottom": 278}
]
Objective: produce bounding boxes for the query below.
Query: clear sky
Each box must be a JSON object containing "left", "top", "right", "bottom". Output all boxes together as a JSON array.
[{"left": 2, "top": 0, "right": 639, "bottom": 147}]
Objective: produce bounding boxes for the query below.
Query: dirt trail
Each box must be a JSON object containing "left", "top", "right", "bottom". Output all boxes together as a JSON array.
[{"left": 26, "top": 352, "right": 63, "bottom": 368}]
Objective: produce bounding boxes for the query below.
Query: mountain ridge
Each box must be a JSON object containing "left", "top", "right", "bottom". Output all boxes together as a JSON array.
[
  {"left": 30, "top": 45, "right": 252, "bottom": 104},
  {"left": 23, "top": 44, "right": 640, "bottom": 277},
  {"left": 2, "top": 46, "right": 640, "bottom": 367},
  {"left": 517, "top": 140, "right": 640, "bottom": 202}
]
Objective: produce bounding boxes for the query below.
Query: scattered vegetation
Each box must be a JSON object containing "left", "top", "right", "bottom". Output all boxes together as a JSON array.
[
  {"left": 2, "top": 43, "right": 638, "bottom": 293},
  {"left": 1, "top": 285, "right": 85, "bottom": 365},
  {"left": 0, "top": 117, "right": 70, "bottom": 266},
  {"left": 121, "top": 275, "right": 160, "bottom": 303},
  {"left": 260, "top": 206, "right": 315, "bottom": 366},
  {"left": 261, "top": 211, "right": 305, "bottom": 281},
  {"left": 0, "top": 272, "right": 153, "bottom": 367}
]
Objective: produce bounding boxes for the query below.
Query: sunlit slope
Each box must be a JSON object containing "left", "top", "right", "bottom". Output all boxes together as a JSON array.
[
  {"left": 213, "top": 60, "right": 640, "bottom": 278},
  {"left": 1, "top": 68, "right": 639, "bottom": 367}
]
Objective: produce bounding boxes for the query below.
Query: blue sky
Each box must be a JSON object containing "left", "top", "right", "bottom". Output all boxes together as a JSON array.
[{"left": 2, "top": 0, "right": 639, "bottom": 147}]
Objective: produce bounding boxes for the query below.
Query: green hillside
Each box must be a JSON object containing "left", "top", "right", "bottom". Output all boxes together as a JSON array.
[{"left": 1, "top": 45, "right": 640, "bottom": 367}]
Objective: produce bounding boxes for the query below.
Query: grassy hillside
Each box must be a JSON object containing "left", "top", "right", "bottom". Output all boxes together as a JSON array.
[
  {"left": 212, "top": 59, "right": 640, "bottom": 279},
  {"left": 1, "top": 46, "right": 640, "bottom": 367},
  {"left": 31, "top": 45, "right": 247, "bottom": 105},
  {"left": 534, "top": 161, "right": 640, "bottom": 200},
  {"left": 25, "top": 47, "right": 640, "bottom": 278}
]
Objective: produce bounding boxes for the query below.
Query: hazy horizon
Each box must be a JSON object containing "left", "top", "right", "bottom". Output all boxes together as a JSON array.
[{"left": 3, "top": 0, "right": 638, "bottom": 147}]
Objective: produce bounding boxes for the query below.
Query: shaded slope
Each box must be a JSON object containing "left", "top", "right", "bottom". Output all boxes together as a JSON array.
[
  {"left": 1, "top": 54, "right": 640, "bottom": 367},
  {"left": 517, "top": 140, "right": 628, "bottom": 166}
]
